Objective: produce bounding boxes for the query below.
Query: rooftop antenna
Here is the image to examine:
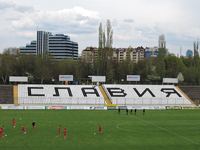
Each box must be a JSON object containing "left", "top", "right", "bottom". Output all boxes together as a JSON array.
[
  {"left": 36, "top": 25, "right": 39, "bottom": 32},
  {"left": 180, "top": 46, "right": 182, "bottom": 57}
]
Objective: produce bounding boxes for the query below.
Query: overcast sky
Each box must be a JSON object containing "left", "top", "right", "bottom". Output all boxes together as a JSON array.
[{"left": 0, "top": 0, "right": 200, "bottom": 55}]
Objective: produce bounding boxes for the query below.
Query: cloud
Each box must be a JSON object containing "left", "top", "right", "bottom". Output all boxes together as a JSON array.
[
  {"left": 123, "top": 19, "right": 134, "bottom": 23},
  {"left": 0, "top": 0, "right": 33, "bottom": 12},
  {"left": 11, "top": 6, "right": 100, "bottom": 36},
  {"left": 0, "top": 1, "right": 14, "bottom": 9},
  {"left": 1, "top": 0, "right": 200, "bottom": 54}
]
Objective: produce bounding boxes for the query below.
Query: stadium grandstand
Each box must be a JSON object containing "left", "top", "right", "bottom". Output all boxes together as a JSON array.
[
  {"left": 0, "top": 84, "right": 199, "bottom": 110},
  {"left": 102, "top": 84, "right": 193, "bottom": 106},
  {"left": 179, "top": 86, "right": 200, "bottom": 105}
]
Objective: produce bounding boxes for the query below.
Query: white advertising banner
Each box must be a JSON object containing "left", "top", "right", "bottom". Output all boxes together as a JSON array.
[
  {"left": 91, "top": 76, "right": 106, "bottom": 82},
  {"left": 1, "top": 105, "right": 25, "bottom": 110},
  {"left": 127, "top": 75, "right": 140, "bottom": 81},
  {"left": 26, "top": 106, "right": 46, "bottom": 110},
  {"left": 163, "top": 78, "right": 178, "bottom": 84},
  {"left": 9, "top": 76, "right": 28, "bottom": 82},
  {"left": 59, "top": 75, "right": 73, "bottom": 81}
]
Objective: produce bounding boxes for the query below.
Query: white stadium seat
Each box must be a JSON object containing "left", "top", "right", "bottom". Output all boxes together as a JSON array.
[
  {"left": 103, "top": 84, "right": 193, "bottom": 106},
  {"left": 18, "top": 85, "right": 105, "bottom": 105},
  {"left": 17, "top": 84, "right": 193, "bottom": 107}
]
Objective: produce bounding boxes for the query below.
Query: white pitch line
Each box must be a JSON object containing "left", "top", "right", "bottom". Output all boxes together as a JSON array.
[{"left": 134, "top": 116, "right": 199, "bottom": 145}]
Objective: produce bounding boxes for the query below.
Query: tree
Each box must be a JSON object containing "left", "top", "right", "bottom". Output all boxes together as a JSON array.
[
  {"left": 177, "top": 72, "right": 184, "bottom": 83},
  {"left": 0, "top": 49, "right": 199, "bottom": 85},
  {"left": 33, "top": 55, "right": 53, "bottom": 84},
  {"left": 165, "top": 56, "right": 186, "bottom": 78},
  {"left": 156, "top": 57, "right": 166, "bottom": 79},
  {"left": 158, "top": 48, "right": 168, "bottom": 58},
  {"left": 0, "top": 54, "right": 16, "bottom": 84}
]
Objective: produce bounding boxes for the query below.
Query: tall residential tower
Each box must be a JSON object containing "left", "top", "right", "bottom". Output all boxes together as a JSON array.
[
  {"left": 193, "top": 40, "right": 199, "bottom": 57},
  {"left": 36, "top": 31, "right": 49, "bottom": 55},
  {"left": 98, "top": 19, "right": 113, "bottom": 49},
  {"left": 158, "top": 34, "right": 166, "bottom": 49},
  {"left": 20, "top": 31, "right": 78, "bottom": 60}
]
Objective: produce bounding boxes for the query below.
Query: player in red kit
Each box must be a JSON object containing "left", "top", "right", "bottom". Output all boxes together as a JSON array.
[
  {"left": 98, "top": 125, "right": 103, "bottom": 134},
  {"left": 0, "top": 127, "right": 4, "bottom": 138},
  {"left": 12, "top": 118, "right": 16, "bottom": 128},
  {"left": 63, "top": 128, "right": 67, "bottom": 140},
  {"left": 57, "top": 125, "right": 61, "bottom": 137},
  {"left": 21, "top": 126, "right": 27, "bottom": 134}
]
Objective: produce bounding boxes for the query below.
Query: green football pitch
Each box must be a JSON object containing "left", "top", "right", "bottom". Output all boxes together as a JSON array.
[{"left": 0, "top": 109, "right": 200, "bottom": 150}]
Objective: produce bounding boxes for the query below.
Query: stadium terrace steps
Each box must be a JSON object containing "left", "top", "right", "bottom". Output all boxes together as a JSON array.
[
  {"left": 179, "top": 86, "right": 200, "bottom": 105},
  {"left": 102, "top": 84, "right": 193, "bottom": 106},
  {"left": 18, "top": 85, "right": 105, "bottom": 105},
  {"left": 98, "top": 85, "right": 115, "bottom": 106},
  {"left": 176, "top": 86, "right": 196, "bottom": 106},
  {"left": 0, "top": 85, "right": 13, "bottom": 104},
  {"left": 13, "top": 85, "right": 19, "bottom": 105},
  {"left": 0, "top": 84, "right": 196, "bottom": 107}
]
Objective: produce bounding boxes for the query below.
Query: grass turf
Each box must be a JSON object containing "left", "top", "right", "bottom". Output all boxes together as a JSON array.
[{"left": 0, "top": 109, "right": 200, "bottom": 150}]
